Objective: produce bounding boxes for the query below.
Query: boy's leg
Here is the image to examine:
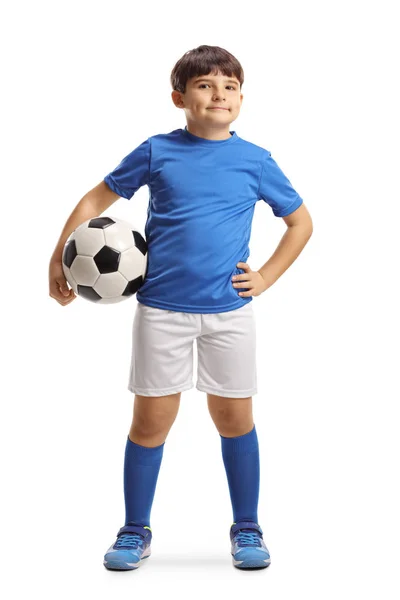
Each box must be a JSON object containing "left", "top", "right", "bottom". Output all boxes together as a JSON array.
[
  {"left": 196, "top": 303, "right": 258, "bottom": 523},
  {"left": 129, "top": 392, "right": 181, "bottom": 447},
  {"left": 207, "top": 394, "right": 259, "bottom": 524},
  {"left": 124, "top": 392, "right": 181, "bottom": 527},
  {"left": 206, "top": 394, "right": 254, "bottom": 438}
]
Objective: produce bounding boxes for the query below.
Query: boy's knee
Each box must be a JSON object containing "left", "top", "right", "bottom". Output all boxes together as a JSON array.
[
  {"left": 132, "top": 393, "right": 181, "bottom": 437},
  {"left": 207, "top": 394, "right": 253, "bottom": 436},
  {"left": 215, "top": 420, "right": 254, "bottom": 438}
]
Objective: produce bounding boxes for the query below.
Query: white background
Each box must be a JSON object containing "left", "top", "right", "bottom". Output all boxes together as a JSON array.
[{"left": 1, "top": 0, "right": 399, "bottom": 597}]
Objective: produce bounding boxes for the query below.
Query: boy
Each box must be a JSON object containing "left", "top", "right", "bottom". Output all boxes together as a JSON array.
[{"left": 48, "top": 44, "right": 313, "bottom": 570}]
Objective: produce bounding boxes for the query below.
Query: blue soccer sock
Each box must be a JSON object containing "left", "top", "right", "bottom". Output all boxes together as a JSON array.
[
  {"left": 123, "top": 435, "right": 164, "bottom": 528},
  {"left": 220, "top": 424, "right": 260, "bottom": 524}
]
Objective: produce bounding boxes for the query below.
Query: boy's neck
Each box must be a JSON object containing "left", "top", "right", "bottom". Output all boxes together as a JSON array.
[{"left": 184, "top": 122, "right": 233, "bottom": 141}]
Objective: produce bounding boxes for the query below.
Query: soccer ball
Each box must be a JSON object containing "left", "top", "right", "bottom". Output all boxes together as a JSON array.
[{"left": 62, "top": 216, "right": 148, "bottom": 304}]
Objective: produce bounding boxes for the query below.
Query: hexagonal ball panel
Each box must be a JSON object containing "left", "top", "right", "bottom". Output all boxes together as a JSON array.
[
  {"left": 103, "top": 221, "right": 137, "bottom": 253},
  {"left": 73, "top": 225, "right": 105, "bottom": 256},
  {"left": 119, "top": 246, "right": 147, "bottom": 280},
  {"left": 70, "top": 256, "right": 100, "bottom": 286},
  {"left": 93, "top": 271, "right": 128, "bottom": 298}
]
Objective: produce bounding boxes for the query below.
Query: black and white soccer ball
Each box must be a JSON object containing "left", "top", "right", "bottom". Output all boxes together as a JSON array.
[{"left": 62, "top": 216, "right": 148, "bottom": 304}]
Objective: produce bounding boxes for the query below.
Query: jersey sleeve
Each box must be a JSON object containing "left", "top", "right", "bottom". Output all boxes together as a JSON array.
[
  {"left": 258, "top": 151, "right": 303, "bottom": 217},
  {"left": 104, "top": 138, "right": 151, "bottom": 200}
]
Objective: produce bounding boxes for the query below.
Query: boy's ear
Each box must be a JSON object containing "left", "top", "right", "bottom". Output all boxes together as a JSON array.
[{"left": 171, "top": 90, "right": 183, "bottom": 108}]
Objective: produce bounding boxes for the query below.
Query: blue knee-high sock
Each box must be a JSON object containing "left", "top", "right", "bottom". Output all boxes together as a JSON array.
[
  {"left": 124, "top": 435, "right": 164, "bottom": 527},
  {"left": 220, "top": 425, "right": 260, "bottom": 524}
]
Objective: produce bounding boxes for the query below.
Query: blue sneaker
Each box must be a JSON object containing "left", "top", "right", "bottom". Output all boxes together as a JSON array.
[
  {"left": 103, "top": 523, "right": 152, "bottom": 570},
  {"left": 230, "top": 521, "right": 271, "bottom": 569}
]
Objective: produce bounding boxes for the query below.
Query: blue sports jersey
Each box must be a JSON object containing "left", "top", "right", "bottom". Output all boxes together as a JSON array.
[{"left": 104, "top": 126, "right": 303, "bottom": 313}]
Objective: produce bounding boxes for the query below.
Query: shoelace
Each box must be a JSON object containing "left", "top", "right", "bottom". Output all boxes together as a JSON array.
[
  {"left": 235, "top": 531, "right": 262, "bottom": 547},
  {"left": 115, "top": 533, "right": 144, "bottom": 549}
]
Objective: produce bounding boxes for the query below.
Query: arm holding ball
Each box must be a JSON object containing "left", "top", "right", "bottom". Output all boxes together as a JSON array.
[{"left": 48, "top": 181, "right": 120, "bottom": 306}]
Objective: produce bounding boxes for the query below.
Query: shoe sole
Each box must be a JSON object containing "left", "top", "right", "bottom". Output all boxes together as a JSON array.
[
  {"left": 105, "top": 553, "right": 270, "bottom": 570},
  {"left": 104, "top": 550, "right": 151, "bottom": 570},
  {"left": 232, "top": 555, "right": 271, "bottom": 569}
]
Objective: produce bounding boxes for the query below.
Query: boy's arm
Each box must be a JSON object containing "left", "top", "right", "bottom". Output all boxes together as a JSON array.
[
  {"left": 257, "top": 203, "right": 313, "bottom": 287},
  {"left": 49, "top": 181, "right": 120, "bottom": 305},
  {"left": 50, "top": 181, "right": 120, "bottom": 263}
]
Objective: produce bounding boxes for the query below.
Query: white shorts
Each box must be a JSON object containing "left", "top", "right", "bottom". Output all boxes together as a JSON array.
[{"left": 127, "top": 302, "right": 257, "bottom": 398}]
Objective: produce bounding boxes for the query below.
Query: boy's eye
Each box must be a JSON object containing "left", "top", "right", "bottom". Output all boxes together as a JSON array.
[{"left": 199, "top": 84, "right": 236, "bottom": 90}]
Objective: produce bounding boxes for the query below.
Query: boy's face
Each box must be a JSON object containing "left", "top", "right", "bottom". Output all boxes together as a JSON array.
[{"left": 172, "top": 71, "right": 243, "bottom": 132}]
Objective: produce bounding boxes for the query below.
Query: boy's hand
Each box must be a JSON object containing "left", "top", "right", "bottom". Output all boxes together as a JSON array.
[
  {"left": 231, "top": 262, "right": 269, "bottom": 297},
  {"left": 49, "top": 259, "right": 76, "bottom": 306}
]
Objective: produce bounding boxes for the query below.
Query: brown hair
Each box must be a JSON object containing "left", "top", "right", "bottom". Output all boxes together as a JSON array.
[{"left": 170, "top": 45, "right": 244, "bottom": 94}]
